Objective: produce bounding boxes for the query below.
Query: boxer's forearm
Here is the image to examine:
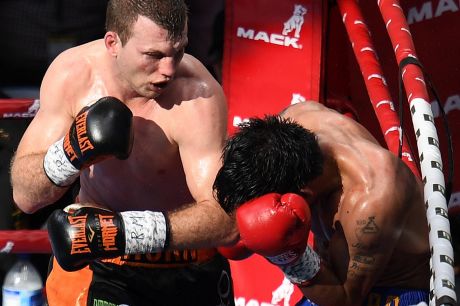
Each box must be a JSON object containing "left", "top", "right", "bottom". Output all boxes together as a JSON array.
[
  {"left": 168, "top": 200, "right": 239, "bottom": 249},
  {"left": 295, "top": 261, "right": 368, "bottom": 306},
  {"left": 48, "top": 203, "right": 235, "bottom": 271},
  {"left": 11, "top": 153, "right": 69, "bottom": 213}
]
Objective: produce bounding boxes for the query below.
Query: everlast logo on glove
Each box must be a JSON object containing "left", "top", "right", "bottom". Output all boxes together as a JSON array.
[
  {"left": 63, "top": 110, "right": 95, "bottom": 163},
  {"left": 74, "top": 111, "right": 95, "bottom": 154},
  {"left": 48, "top": 205, "right": 127, "bottom": 272},
  {"left": 56, "top": 97, "right": 134, "bottom": 173},
  {"left": 68, "top": 215, "right": 91, "bottom": 255},
  {"left": 63, "top": 133, "right": 77, "bottom": 162},
  {"left": 44, "top": 97, "right": 133, "bottom": 187}
]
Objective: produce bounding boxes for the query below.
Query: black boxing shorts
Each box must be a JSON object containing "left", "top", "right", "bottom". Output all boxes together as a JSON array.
[{"left": 46, "top": 249, "right": 235, "bottom": 306}]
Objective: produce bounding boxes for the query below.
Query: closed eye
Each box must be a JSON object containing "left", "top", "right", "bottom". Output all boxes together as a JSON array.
[{"left": 146, "top": 51, "right": 165, "bottom": 60}]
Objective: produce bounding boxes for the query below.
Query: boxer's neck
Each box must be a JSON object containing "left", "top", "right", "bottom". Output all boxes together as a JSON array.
[{"left": 301, "top": 152, "right": 341, "bottom": 202}]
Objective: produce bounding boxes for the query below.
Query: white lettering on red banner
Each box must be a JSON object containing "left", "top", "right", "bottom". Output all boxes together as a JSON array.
[
  {"left": 236, "top": 4, "right": 308, "bottom": 49},
  {"left": 2, "top": 99, "right": 40, "bottom": 118},
  {"left": 290, "top": 93, "right": 307, "bottom": 105},
  {"left": 236, "top": 28, "right": 302, "bottom": 49},
  {"left": 431, "top": 93, "right": 460, "bottom": 117},
  {"left": 407, "top": 0, "right": 459, "bottom": 25},
  {"left": 0, "top": 241, "right": 14, "bottom": 253}
]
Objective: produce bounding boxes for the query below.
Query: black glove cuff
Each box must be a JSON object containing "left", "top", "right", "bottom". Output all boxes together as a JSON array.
[{"left": 163, "top": 212, "right": 171, "bottom": 249}]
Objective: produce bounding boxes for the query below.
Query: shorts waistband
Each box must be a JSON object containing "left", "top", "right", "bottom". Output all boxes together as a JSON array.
[
  {"left": 365, "top": 287, "right": 429, "bottom": 306},
  {"left": 101, "top": 248, "right": 218, "bottom": 268}
]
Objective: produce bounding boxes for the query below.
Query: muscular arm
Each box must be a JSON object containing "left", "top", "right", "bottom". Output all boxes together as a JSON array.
[
  {"left": 167, "top": 75, "right": 238, "bottom": 249},
  {"left": 298, "top": 177, "right": 410, "bottom": 305},
  {"left": 11, "top": 53, "right": 79, "bottom": 213}
]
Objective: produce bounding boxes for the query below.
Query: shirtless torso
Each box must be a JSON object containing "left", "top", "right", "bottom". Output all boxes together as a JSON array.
[
  {"left": 11, "top": 5, "right": 238, "bottom": 305},
  {"left": 12, "top": 15, "right": 236, "bottom": 249},
  {"left": 282, "top": 102, "right": 430, "bottom": 302},
  {"left": 74, "top": 42, "right": 214, "bottom": 212}
]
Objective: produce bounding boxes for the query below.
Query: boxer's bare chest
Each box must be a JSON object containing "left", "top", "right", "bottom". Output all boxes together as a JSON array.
[{"left": 78, "top": 100, "right": 193, "bottom": 212}]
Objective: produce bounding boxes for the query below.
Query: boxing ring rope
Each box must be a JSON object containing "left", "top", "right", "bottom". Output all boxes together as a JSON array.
[
  {"left": 336, "top": 0, "right": 419, "bottom": 178},
  {"left": 379, "top": 1, "right": 457, "bottom": 304},
  {"left": 0, "top": 98, "right": 40, "bottom": 118},
  {"left": 338, "top": 0, "right": 457, "bottom": 305},
  {"left": 0, "top": 98, "right": 51, "bottom": 255},
  {"left": 0, "top": 230, "right": 51, "bottom": 254}
]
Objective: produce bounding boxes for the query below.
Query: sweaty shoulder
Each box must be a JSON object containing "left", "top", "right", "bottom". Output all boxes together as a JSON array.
[
  {"left": 168, "top": 54, "right": 227, "bottom": 142},
  {"left": 281, "top": 101, "right": 343, "bottom": 127},
  {"left": 173, "top": 54, "right": 224, "bottom": 101},
  {"left": 281, "top": 101, "right": 379, "bottom": 145},
  {"left": 40, "top": 40, "right": 104, "bottom": 114},
  {"left": 281, "top": 100, "right": 327, "bottom": 115}
]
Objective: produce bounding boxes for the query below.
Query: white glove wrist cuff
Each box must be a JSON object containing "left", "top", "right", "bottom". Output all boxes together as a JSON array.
[
  {"left": 43, "top": 137, "right": 80, "bottom": 186},
  {"left": 281, "top": 245, "right": 321, "bottom": 285},
  {"left": 120, "top": 211, "right": 168, "bottom": 254}
]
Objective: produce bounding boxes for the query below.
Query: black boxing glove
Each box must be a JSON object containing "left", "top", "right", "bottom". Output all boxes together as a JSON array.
[
  {"left": 47, "top": 204, "right": 170, "bottom": 272},
  {"left": 44, "top": 96, "right": 133, "bottom": 186}
]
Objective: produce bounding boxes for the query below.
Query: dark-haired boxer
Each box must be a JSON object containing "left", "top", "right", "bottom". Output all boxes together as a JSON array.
[
  {"left": 10, "top": 1, "right": 237, "bottom": 305},
  {"left": 214, "top": 101, "right": 430, "bottom": 306}
]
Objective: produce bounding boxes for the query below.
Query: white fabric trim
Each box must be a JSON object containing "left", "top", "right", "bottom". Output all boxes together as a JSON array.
[
  {"left": 281, "top": 245, "right": 321, "bottom": 284},
  {"left": 43, "top": 137, "right": 80, "bottom": 186},
  {"left": 120, "top": 211, "right": 167, "bottom": 254}
]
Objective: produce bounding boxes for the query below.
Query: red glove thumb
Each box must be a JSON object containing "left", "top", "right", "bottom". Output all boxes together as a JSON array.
[{"left": 217, "top": 240, "right": 253, "bottom": 260}]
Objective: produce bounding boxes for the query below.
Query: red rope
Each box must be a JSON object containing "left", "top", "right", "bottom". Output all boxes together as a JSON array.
[
  {"left": 336, "top": 0, "right": 419, "bottom": 178},
  {"left": 377, "top": 0, "right": 430, "bottom": 101},
  {"left": 0, "top": 230, "right": 51, "bottom": 254},
  {"left": 0, "top": 98, "right": 38, "bottom": 118}
]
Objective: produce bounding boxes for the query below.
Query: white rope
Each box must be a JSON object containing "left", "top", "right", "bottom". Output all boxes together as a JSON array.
[{"left": 409, "top": 97, "right": 456, "bottom": 305}]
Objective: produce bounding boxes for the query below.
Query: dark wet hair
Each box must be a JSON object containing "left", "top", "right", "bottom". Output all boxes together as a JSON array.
[
  {"left": 106, "top": 0, "right": 188, "bottom": 44},
  {"left": 213, "top": 115, "right": 323, "bottom": 213}
]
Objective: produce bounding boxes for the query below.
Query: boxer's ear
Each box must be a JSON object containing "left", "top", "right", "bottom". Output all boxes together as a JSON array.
[{"left": 104, "top": 31, "right": 120, "bottom": 57}]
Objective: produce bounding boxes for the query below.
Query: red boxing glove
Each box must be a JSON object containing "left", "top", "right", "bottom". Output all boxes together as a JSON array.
[
  {"left": 236, "top": 193, "right": 311, "bottom": 265},
  {"left": 217, "top": 240, "right": 253, "bottom": 260},
  {"left": 236, "top": 193, "right": 322, "bottom": 285}
]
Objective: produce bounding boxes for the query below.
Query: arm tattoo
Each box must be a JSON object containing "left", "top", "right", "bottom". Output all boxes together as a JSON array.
[
  {"left": 352, "top": 216, "right": 380, "bottom": 250},
  {"left": 349, "top": 216, "right": 380, "bottom": 278},
  {"left": 358, "top": 216, "right": 379, "bottom": 234}
]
